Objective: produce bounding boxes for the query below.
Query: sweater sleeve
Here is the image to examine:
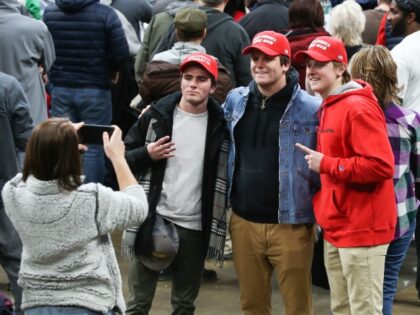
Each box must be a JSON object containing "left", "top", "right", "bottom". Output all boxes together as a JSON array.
[
  {"left": 95, "top": 184, "right": 148, "bottom": 235},
  {"left": 320, "top": 111, "right": 394, "bottom": 183}
]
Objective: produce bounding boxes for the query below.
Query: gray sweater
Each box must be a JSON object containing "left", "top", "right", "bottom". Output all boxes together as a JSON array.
[{"left": 2, "top": 174, "right": 149, "bottom": 314}]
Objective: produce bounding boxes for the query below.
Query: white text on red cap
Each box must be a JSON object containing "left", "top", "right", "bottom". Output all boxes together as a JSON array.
[
  {"left": 253, "top": 34, "right": 277, "bottom": 46},
  {"left": 309, "top": 39, "right": 331, "bottom": 51},
  {"left": 186, "top": 55, "right": 212, "bottom": 65}
]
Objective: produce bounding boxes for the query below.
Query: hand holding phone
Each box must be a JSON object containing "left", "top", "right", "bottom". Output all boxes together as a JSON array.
[{"left": 78, "top": 124, "right": 114, "bottom": 144}]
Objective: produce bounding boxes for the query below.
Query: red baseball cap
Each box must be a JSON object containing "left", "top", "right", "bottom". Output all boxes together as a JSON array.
[
  {"left": 294, "top": 36, "right": 348, "bottom": 65},
  {"left": 242, "top": 31, "right": 291, "bottom": 58},
  {"left": 179, "top": 52, "right": 218, "bottom": 81}
]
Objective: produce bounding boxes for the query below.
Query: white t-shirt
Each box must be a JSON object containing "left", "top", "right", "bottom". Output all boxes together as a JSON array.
[
  {"left": 156, "top": 106, "right": 208, "bottom": 231},
  {"left": 391, "top": 31, "right": 420, "bottom": 113}
]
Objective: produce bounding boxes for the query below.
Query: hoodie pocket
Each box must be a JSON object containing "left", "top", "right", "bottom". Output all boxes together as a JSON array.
[{"left": 313, "top": 189, "right": 347, "bottom": 232}]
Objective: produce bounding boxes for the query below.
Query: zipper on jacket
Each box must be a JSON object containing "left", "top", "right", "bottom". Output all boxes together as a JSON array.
[{"left": 260, "top": 96, "right": 270, "bottom": 110}]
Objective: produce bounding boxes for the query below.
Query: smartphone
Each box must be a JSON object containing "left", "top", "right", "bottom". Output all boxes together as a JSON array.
[{"left": 78, "top": 124, "right": 114, "bottom": 144}]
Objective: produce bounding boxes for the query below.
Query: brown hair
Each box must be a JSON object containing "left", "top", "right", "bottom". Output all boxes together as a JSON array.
[
  {"left": 288, "top": 0, "right": 324, "bottom": 29},
  {"left": 22, "top": 118, "right": 82, "bottom": 191},
  {"left": 176, "top": 29, "right": 206, "bottom": 42},
  {"left": 332, "top": 61, "right": 351, "bottom": 85},
  {"left": 280, "top": 55, "right": 290, "bottom": 67},
  {"left": 350, "top": 45, "right": 400, "bottom": 109}
]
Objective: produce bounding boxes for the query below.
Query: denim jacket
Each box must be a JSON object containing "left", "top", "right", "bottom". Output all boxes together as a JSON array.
[{"left": 224, "top": 84, "right": 321, "bottom": 224}]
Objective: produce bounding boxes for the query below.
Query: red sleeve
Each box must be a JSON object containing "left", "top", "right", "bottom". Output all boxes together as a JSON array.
[
  {"left": 376, "top": 13, "right": 388, "bottom": 46},
  {"left": 320, "top": 111, "right": 394, "bottom": 183}
]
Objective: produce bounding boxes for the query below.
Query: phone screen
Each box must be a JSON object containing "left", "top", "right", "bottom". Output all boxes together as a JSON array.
[{"left": 78, "top": 124, "right": 114, "bottom": 144}]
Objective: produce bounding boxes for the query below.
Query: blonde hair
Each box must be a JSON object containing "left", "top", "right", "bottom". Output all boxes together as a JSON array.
[
  {"left": 329, "top": 0, "right": 366, "bottom": 46},
  {"left": 350, "top": 45, "right": 400, "bottom": 109}
]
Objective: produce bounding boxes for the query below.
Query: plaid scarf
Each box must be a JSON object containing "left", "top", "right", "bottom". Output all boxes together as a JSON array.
[{"left": 122, "top": 118, "right": 228, "bottom": 266}]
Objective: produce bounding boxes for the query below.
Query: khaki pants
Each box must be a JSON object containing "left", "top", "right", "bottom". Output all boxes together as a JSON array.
[
  {"left": 230, "top": 212, "right": 315, "bottom": 315},
  {"left": 324, "top": 240, "right": 389, "bottom": 315}
]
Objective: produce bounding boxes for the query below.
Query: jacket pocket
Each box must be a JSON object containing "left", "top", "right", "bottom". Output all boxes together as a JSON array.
[
  {"left": 293, "top": 121, "right": 318, "bottom": 180},
  {"left": 313, "top": 189, "right": 347, "bottom": 232}
]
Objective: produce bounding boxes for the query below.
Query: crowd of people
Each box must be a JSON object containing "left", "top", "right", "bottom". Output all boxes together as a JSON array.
[{"left": 0, "top": 0, "right": 420, "bottom": 315}]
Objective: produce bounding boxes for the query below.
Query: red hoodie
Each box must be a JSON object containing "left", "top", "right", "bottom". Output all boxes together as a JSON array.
[{"left": 314, "top": 80, "right": 396, "bottom": 248}]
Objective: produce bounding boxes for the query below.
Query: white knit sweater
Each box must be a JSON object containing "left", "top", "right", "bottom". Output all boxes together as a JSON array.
[{"left": 1, "top": 174, "right": 148, "bottom": 314}]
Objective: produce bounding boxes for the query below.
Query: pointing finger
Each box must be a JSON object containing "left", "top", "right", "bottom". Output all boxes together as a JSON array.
[{"left": 295, "top": 143, "right": 313, "bottom": 155}]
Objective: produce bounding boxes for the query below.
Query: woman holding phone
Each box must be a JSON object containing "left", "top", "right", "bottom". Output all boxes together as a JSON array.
[{"left": 1, "top": 118, "right": 148, "bottom": 315}]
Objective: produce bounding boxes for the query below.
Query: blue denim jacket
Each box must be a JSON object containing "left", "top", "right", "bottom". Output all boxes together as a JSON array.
[{"left": 224, "top": 84, "right": 321, "bottom": 224}]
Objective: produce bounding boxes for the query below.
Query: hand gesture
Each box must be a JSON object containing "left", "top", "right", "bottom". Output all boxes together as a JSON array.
[
  {"left": 103, "top": 126, "right": 124, "bottom": 162},
  {"left": 295, "top": 143, "right": 323, "bottom": 173},
  {"left": 147, "top": 136, "right": 176, "bottom": 160}
]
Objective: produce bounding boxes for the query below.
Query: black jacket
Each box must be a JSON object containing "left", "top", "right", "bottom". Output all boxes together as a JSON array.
[
  {"left": 153, "top": 6, "right": 252, "bottom": 87},
  {"left": 43, "top": 0, "right": 129, "bottom": 89},
  {"left": 239, "top": 0, "right": 288, "bottom": 40},
  {"left": 124, "top": 91, "right": 227, "bottom": 257}
]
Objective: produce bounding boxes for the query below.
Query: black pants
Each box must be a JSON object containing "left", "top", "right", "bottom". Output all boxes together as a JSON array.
[
  {"left": 416, "top": 207, "right": 420, "bottom": 297},
  {"left": 126, "top": 226, "right": 205, "bottom": 315}
]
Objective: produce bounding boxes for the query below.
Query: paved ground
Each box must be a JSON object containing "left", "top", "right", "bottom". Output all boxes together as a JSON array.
[
  {"left": 1, "top": 231, "right": 419, "bottom": 314},
  {"left": 113, "top": 232, "right": 420, "bottom": 315}
]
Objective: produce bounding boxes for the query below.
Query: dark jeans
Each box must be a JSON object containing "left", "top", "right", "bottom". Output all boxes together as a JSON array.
[
  {"left": 0, "top": 205, "right": 22, "bottom": 315},
  {"left": 51, "top": 86, "right": 112, "bottom": 184},
  {"left": 416, "top": 207, "right": 420, "bottom": 298},
  {"left": 383, "top": 221, "right": 416, "bottom": 315},
  {"left": 126, "top": 225, "right": 204, "bottom": 315}
]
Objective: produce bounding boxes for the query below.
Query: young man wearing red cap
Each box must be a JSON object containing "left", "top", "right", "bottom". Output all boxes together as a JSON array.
[
  {"left": 123, "top": 52, "right": 228, "bottom": 315},
  {"left": 224, "top": 31, "right": 321, "bottom": 315},
  {"left": 294, "top": 36, "right": 397, "bottom": 315}
]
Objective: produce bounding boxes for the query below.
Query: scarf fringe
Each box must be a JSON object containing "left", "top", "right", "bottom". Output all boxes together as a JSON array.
[
  {"left": 121, "top": 229, "right": 138, "bottom": 260},
  {"left": 206, "top": 246, "right": 225, "bottom": 268}
]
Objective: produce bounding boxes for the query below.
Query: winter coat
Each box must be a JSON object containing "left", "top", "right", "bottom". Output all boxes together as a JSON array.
[
  {"left": 43, "top": 0, "right": 129, "bottom": 89},
  {"left": 0, "top": 72, "right": 33, "bottom": 200},
  {"left": 239, "top": 0, "right": 288, "bottom": 40},
  {"left": 139, "top": 6, "right": 252, "bottom": 87}
]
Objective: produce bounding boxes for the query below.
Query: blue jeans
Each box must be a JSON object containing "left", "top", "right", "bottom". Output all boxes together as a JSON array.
[
  {"left": 24, "top": 306, "right": 115, "bottom": 315},
  {"left": 383, "top": 221, "right": 416, "bottom": 315},
  {"left": 51, "top": 87, "right": 112, "bottom": 184}
]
